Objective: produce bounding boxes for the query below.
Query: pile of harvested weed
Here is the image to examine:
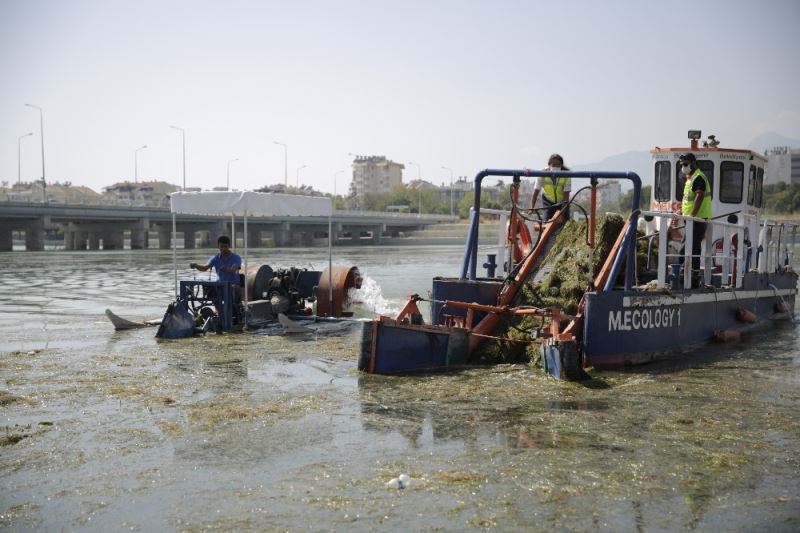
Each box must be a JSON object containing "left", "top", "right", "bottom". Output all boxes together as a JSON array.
[{"left": 469, "top": 213, "right": 642, "bottom": 366}]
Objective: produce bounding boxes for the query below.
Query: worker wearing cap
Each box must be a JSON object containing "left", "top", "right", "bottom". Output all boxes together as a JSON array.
[
  {"left": 679, "top": 153, "right": 712, "bottom": 284},
  {"left": 530, "top": 153, "right": 571, "bottom": 221}
]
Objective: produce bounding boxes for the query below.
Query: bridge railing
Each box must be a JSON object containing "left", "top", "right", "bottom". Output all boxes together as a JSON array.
[{"left": 0, "top": 194, "right": 458, "bottom": 222}]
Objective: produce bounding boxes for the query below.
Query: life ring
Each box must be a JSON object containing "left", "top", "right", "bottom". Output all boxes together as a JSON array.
[{"left": 506, "top": 219, "right": 533, "bottom": 263}]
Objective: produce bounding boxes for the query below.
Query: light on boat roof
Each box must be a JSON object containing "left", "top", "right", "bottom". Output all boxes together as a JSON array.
[{"left": 688, "top": 130, "right": 701, "bottom": 140}]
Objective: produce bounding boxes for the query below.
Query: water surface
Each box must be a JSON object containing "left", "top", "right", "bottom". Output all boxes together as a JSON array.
[{"left": 1, "top": 246, "right": 798, "bottom": 531}]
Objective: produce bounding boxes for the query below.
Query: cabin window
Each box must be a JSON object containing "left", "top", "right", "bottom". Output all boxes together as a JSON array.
[
  {"left": 675, "top": 160, "right": 714, "bottom": 202},
  {"left": 654, "top": 161, "right": 671, "bottom": 201},
  {"left": 747, "top": 165, "right": 756, "bottom": 206},
  {"left": 719, "top": 161, "right": 744, "bottom": 203},
  {"left": 755, "top": 167, "right": 764, "bottom": 207}
]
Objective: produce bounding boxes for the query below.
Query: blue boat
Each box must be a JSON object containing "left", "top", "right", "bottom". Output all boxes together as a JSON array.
[{"left": 359, "top": 131, "right": 798, "bottom": 379}]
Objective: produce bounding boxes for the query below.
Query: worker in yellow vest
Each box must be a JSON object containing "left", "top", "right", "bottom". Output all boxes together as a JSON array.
[
  {"left": 678, "top": 153, "right": 712, "bottom": 286},
  {"left": 530, "top": 153, "right": 571, "bottom": 221}
]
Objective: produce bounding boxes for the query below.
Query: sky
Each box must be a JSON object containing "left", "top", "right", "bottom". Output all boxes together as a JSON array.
[{"left": 1, "top": 0, "right": 799, "bottom": 194}]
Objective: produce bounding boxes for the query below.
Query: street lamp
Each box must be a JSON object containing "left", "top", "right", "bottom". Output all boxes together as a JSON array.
[
  {"left": 134, "top": 145, "right": 147, "bottom": 184},
  {"left": 441, "top": 165, "right": 454, "bottom": 216},
  {"left": 17, "top": 132, "right": 33, "bottom": 185},
  {"left": 408, "top": 161, "right": 422, "bottom": 215},
  {"left": 333, "top": 169, "right": 344, "bottom": 199},
  {"left": 24, "top": 104, "right": 45, "bottom": 202},
  {"left": 226, "top": 158, "right": 239, "bottom": 190},
  {"left": 295, "top": 164, "right": 307, "bottom": 187},
  {"left": 169, "top": 125, "right": 186, "bottom": 190},
  {"left": 273, "top": 141, "right": 287, "bottom": 187}
]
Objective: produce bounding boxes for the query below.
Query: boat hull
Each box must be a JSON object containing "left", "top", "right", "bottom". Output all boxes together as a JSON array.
[{"left": 582, "top": 271, "right": 797, "bottom": 368}]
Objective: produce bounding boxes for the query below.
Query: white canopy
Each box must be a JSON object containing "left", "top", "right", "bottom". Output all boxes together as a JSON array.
[{"left": 170, "top": 191, "right": 332, "bottom": 217}]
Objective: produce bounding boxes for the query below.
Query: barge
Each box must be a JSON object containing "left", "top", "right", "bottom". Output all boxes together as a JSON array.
[{"left": 359, "top": 131, "right": 797, "bottom": 379}]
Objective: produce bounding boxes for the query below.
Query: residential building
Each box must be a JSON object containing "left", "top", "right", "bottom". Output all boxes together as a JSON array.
[
  {"left": 766, "top": 146, "right": 800, "bottom": 185},
  {"left": 103, "top": 180, "right": 180, "bottom": 206},
  {"left": 596, "top": 179, "right": 622, "bottom": 209},
  {"left": 349, "top": 156, "right": 404, "bottom": 199},
  {"left": 0, "top": 180, "right": 103, "bottom": 204}
]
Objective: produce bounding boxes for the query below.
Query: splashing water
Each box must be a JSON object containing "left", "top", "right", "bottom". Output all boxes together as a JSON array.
[{"left": 348, "top": 275, "right": 398, "bottom": 316}]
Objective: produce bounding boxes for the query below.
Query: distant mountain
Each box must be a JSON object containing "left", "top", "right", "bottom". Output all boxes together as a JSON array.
[
  {"left": 574, "top": 150, "right": 653, "bottom": 189},
  {"left": 747, "top": 131, "right": 800, "bottom": 154}
]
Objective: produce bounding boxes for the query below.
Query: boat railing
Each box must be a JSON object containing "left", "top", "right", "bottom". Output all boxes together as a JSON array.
[
  {"left": 640, "top": 212, "right": 798, "bottom": 289},
  {"left": 471, "top": 207, "right": 514, "bottom": 276},
  {"left": 641, "top": 210, "right": 745, "bottom": 289}
]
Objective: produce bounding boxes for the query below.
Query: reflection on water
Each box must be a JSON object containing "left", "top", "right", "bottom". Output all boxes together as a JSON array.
[{"left": 1, "top": 247, "right": 799, "bottom": 531}]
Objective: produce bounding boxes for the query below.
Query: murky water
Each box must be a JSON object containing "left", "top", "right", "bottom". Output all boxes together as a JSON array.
[{"left": 1, "top": 246, "right": 798, "bottom": 531}]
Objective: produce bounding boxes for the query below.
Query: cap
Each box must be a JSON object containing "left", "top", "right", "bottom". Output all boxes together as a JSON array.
[{"left": 678, "top": 153, "right": 696, "bottom": 163}]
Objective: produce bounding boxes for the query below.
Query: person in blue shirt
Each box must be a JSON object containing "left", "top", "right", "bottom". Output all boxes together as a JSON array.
[{"left": 189, "top": 235, "right": 242, "bottom": 286}]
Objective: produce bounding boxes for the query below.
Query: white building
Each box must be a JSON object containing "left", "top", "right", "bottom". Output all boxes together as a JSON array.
[
  {"left": 349, "top": 156, "right": 404, "bottom": 199},
  {"left": 765, "top": 146, "right": 800, "bottom": 185}
]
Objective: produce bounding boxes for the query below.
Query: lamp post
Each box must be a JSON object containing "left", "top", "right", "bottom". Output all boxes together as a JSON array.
[
  {"left": 295, "top": 165, "right": 307, "bottom": 187},
  {"left": 24, "top": 104, "right": 45, "bottom": 202},
  {"left": 441, "top": 165, "right": 454, "bottom": 216},
  {"left": 333, "top": 169, "right": 344, "bottom": 202},
  {"left": 169, "top": 125, "right": 186, "bottom": 190},
  {"left": 226, "top": 158, "right": 239, "bottom": 190},
  {"left": 273, "top": 141, "right": 287, "bottom": 187},
  {"left": 408, "top": 161, "right": 421, "bottom": 215},
  {"left": 134, "top": 145, "right": 147, "bottom": 184},
  {"left": 17, "top": 132, "right": 33, "bottom": 185}
]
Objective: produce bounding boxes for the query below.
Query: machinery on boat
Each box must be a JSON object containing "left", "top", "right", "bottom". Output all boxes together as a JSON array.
[
  {"left": 359, "top": 131, "right": 798, "bottom": 379},
  {"left": 107, "top": 190, "right": 362, "bottom": 338}
]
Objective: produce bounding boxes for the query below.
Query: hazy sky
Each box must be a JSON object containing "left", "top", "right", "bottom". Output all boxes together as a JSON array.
[{"left": 1, "top": 0, "right": 799, "bottom": 194}]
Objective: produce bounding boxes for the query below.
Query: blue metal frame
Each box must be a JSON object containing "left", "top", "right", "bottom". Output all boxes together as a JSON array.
[
  {"left": 178, "top": 280, "right": 236, "bottom": 330},
  {"left": 460, "top": 169, "right": 641, "bottom": 291}
]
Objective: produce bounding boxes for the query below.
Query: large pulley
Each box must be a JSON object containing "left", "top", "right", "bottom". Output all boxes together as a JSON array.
[{"left": 315, "top": 265, "right": 362, "bottom": 317}]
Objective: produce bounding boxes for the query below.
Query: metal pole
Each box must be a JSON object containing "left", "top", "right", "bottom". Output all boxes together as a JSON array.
[
  {"left": 273, "top": 141, "right": 287, "bottom": 187},
  {"left": 170, "top": 126, "right": 186, "bottom": 190},
  {"left": 328, "top": 214, "right": 333, "bottom": 317},
  {"left": 295, "top": 165, "right": 306, "bottom": 187},
  {"left": 17, "top": 132, "right": 32, "bottom": 185},
  {"left": 442, "top": 166, "right": 453, "bottom": 216},
  {"left": 172, "top": 212, "right": 178, "bottom": 299},
  {"left": 409, "top": 161, "right": 421, "bottom": 215},
  {"left": 227, "top": 158, "right": 239, "bottom": 191},
  {"left": 25, "top": 104, "right": 45, "bottom": 202},
  {"left": 135, "top": 145, "right": 147, "bottom": 184},
  {"left": 333, "top": 170, "right": 343, "bottom": 199}
]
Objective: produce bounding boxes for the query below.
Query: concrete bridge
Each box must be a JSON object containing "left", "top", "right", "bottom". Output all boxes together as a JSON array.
[{"left": 0, "top": 201, "right": 457, "bottom": 251}]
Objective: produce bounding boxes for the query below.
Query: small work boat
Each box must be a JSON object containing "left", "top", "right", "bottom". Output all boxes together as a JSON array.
[
  {"left": 359, "top": 131, "right": 798, "bottom": 379},
  {"left": 108, "top": 190, "right": 361, "bottom": 338}
]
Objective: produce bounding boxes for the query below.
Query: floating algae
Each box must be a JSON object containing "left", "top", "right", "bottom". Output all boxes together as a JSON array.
[{"left": 470, "top": 213, "right": 649, "bottom": 365}]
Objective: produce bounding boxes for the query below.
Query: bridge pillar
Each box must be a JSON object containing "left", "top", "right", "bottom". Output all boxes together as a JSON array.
[
  {"left": 102, "top": 229, "right": 124, "bottom": 250},
  {"left": 63, "top": 223, "right": 76, "bottom": 251},
  {"left": 24, "top": 219, "right": 45, "bottom": 251},
  {"left": 373, "top": 225, "right": 384, "bottom": 245},
  {"left": 300, "top": 231, "right": 314, "bottom": 247},
  {"left": 198, "top": 230, "right": 212, "bottom": 248},
  {"left": 0, "top": 225, "right": 12, "bottom": 252},
  {"left": 89, "top": 231, "right": 101, "bottom": 250},
  {"left": 158, "top": 226, "right": 171, "bottom": 249},
  {"left": 72, "top": 230, "right": 89, "bottom": 250},
  {"left": 247, "top": 227, "right": 262, "bottom": 248},
  {"left": 130, "top": 218, "right": 150, "bottom": 250},
  {"left": 273, "top": 222, "right": 290, "bottom": 247},
  {"left": 183, "top": 230, "right": 196, "bottom": 249}
]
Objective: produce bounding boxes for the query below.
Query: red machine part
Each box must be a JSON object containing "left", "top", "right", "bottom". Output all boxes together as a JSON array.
[{"left": 314, "top": 265, "right": 362, "bottom": 317}]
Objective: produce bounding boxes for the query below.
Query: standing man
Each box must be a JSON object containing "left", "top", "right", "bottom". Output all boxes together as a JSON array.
[
  {"left": 189, "top": 235, "right": 242, "bottom": 287},
  {"left": 679, "top": 153, "right": 712, "bottom": 286},
  {"left": 530, "top": 153, "right": 572, "bottom": 221}
]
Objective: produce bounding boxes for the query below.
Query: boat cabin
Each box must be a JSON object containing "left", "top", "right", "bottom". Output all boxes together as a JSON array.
[{"left": 648, "top": 130, "right": 767, "bottom": 243}]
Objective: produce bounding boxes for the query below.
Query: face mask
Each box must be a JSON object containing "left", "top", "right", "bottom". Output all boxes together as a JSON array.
[
  {"left": 550, "top": 165, "right": 561, "bottom": 170},
  {"left": 681, "top": 165, "right": 692, "bottom": 175}
]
